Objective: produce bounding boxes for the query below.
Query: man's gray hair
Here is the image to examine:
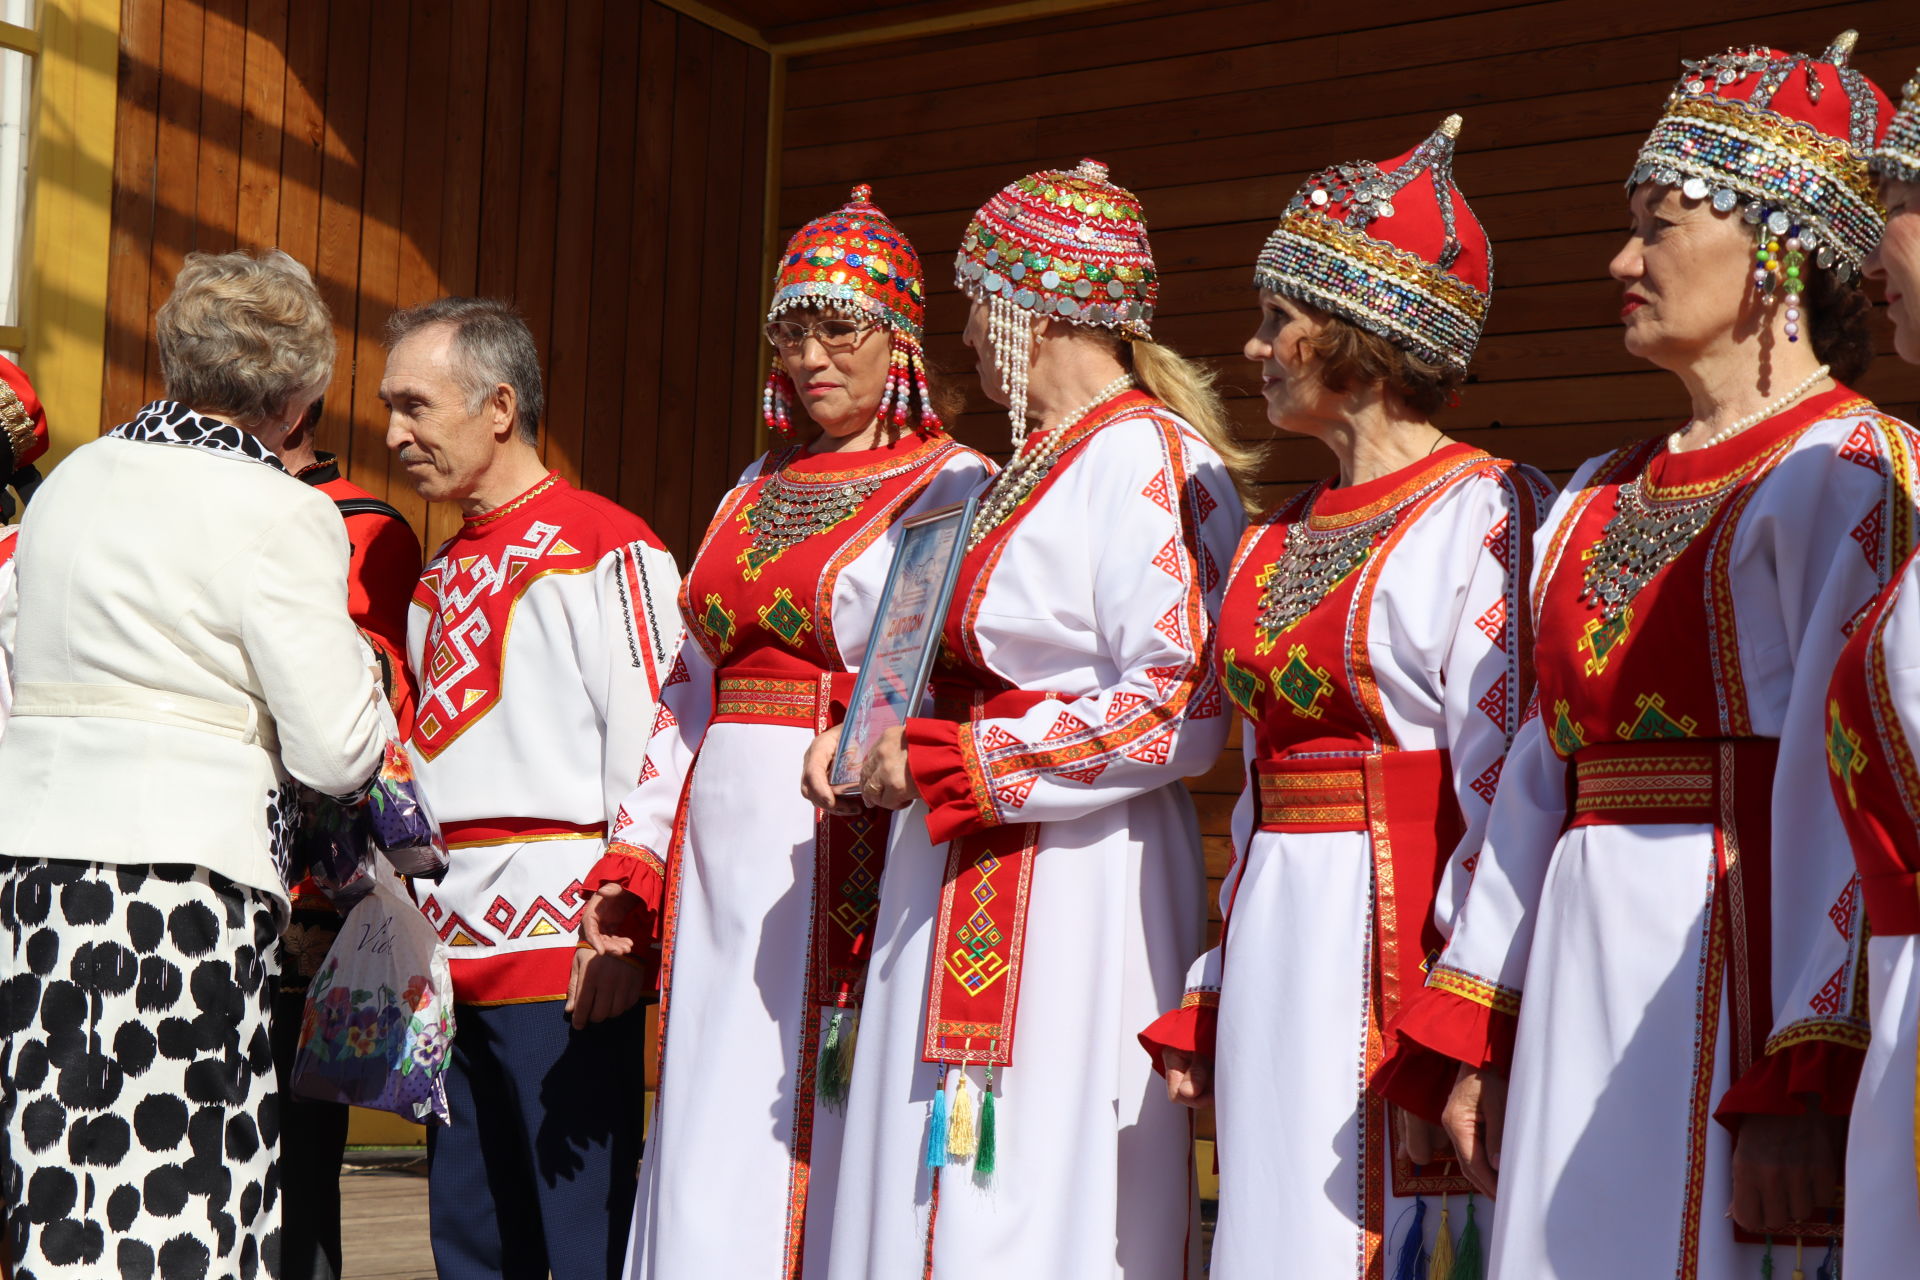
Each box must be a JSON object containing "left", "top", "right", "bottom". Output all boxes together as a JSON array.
[{"left": 384, "top": 297, "right": 545, "bottom": 444}]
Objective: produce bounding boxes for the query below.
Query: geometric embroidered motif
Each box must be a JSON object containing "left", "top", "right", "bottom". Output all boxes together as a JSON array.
[
  {"left": 1191, "top": 679, "right": 1223, "bottom": 720},
  {"left": 701, "top": 592, "right": 738, "bottom": 654},
  {"left": 1827, "top": 699, "right": 1868, "bottom": 809},
  {"left": 1042, "top": 711, "right": 1092, "bottom": 743},
  {"left": 1126, "top": 729, "right": 1175, "bottom": 766},
  {"left": 1221, "top": 648, "right": 1266, "bottom": 717},
  {"left": 1476, "top": 678, "right": 1509, "bottom": 729},
  {"left": 1144, "top": 665, "right": 1183, "bottom": 698},
  {"left": 1151, "top": 538, "right": 1184, "bottom": 578},
  {"left": 1616, "top": 692, "right": 1697, "bottom": 741},
  {"left": 1838, "top": 421, "right": 1886, "bottom": 474},
  {"left": 1579, "top": 605, "right": 1633, "bottom": 677},
  {"left": 980, "top": 725, "right": 1023, "bottom": 752},
  {"left": 945, "top": 853, "right": 1010, "bottom": 994},
  {"left": 1475, "top": 598, "right": 1509, "bottom": 648},
  {"left": 1058, "top": 759, "right": 1110, "bottom": 786},
  {"left": 1189, "top": 479, "right": 1218, "bottom": 523},
  {"left": 1105, "top": 691, "right": 1150, "bottom": 724},
  {"left": 992, "top": 777, "right": 1036, "bottom": 809},
  {"left": 1851, "top": 504, "right": 1885, "bottom": 571},
  {"left": 1550, "top": 699, "right": 1588, "bottom": 756},
  {"left": 1482, "top": 514, "right": 1512, "bottom": 563},
  {"left": 1142, "top": 471, "right": 1174, "bottom": 512},
  {"left": 1829, "top": 875, "right": 1859, "bottom": 941},
  {"left": 1273, "top": 645, "right": 1332, "bottom": 721},
  {"left": 1153, "top": 606, "right": 1184, "bottom": 644},
  {"left": 756, "top": 586, "right": 814, "bottom": 647},
  {"left": 1470, "top": 758, "right": 1504, "bottom": 804},
  {"left": 1809, "top": 963, "right": 1848, "bottom": 1016}
]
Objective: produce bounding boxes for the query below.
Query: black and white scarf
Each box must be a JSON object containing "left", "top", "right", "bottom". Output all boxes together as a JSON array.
[{"left": 106, "top": 400, "right": 288, "bottom": 473}]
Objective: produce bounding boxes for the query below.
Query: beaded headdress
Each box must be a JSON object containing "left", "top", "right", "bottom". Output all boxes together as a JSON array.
[
  {"left": 1872, "top": 68, "right": 1920, "bottom": 185},
  {"left": 955, "top": 159, "right": 1157, "bottom": 447},
  {"left": 1628, "top": 31, "right": 1891, "bottom": 285},
  {"left": 1254, "top": 114, "right": 1491, "bottom": 374},
  {"left": 0, "top": 355, "right": 46, "bottom": 480},
  {"left": 761, "top": 184, "right": 941, "bottom": 438}
]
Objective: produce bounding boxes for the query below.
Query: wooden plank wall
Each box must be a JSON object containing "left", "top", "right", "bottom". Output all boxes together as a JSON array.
[
  {"left": 103, "top": 0, "right": 771, "bottom": 565},
  {"left": 780, "top": 0, "right": 1920, "bottom": 942}
]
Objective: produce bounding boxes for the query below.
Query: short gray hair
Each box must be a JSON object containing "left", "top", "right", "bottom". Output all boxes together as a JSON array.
[
  {"left": 156, "top": 250, "right": 333, "bottom": 427},
  {"left": 384, "top": 298, "right": 544, "bottom": 444}
]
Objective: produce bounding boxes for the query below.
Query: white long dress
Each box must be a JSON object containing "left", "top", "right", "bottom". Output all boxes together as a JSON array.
[
  {"left": 1392, "top": 388, "right": 1918, "bottom": 1278},
  {"left": 824, "top": 391, "right": 1244, "bottom": 1280},
  {"left": 596, "top": 432, "right": 989, "bottom": 1280},
  {"left": 1823, "top": 538, "right": 1920, "bottom": 1274},
  {"left": 1141, "top": 445, "right": 1553, "bottom": 1279}
]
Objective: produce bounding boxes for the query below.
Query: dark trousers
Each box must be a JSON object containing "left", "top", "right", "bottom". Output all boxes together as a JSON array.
[
  {"left": 270, "top": 986, "right": 350, "bottom": 1280},
  {"left": 427, "top": 1000, "right": 646, "bottom": 1280}
]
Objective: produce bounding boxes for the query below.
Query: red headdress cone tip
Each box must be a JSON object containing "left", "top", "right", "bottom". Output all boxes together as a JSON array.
[
  {"left": 1072, "top": 158, "right": 1110, "bottom": 183},
  {"left": 846, "top": 183, "right": 876, "bottom": 210},
  {"left": 1872, "top": 66, "right": 1920, "bottom": 184}
]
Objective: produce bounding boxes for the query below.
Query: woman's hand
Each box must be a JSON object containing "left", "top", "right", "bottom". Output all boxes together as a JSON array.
[
  {"left": 858, "top": 726, "right": 920, "bottom": 811},
  {"left": 1730, "top": 1107, "right": 1846, "bottom": 1233},
  {"left": 565, "top": 884, "right": 649, "bottom": 1030},
  {"left": 1442, "top": 1063, "right": 1507, "bottom": 1198},
  {"left": 1161, "top": 1049, "right": 1214, "bottom": 1107},
  {"left": 1397, "top": 1105, "right": 1455, "bottom": 1166},
  {"left": 800, "top": 725, "right": 862, "bottom": 815}
]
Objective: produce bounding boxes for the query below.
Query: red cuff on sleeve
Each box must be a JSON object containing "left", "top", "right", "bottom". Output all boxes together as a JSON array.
[
  {"left": 1369, "top": 985, "right": 1518, "bottom": 1122},
  {"left": 1714, "top": 1039, "right": 1865, "bottom": 1131},
  {"left": 906, "top": 716, "right": 993, "bottom": 844},
  {"left": 585, "top": 842, "right": 667, "bottom": 919},
  {"left": 1137, "top": 999, "right": 1219, "bottom": 1078}
]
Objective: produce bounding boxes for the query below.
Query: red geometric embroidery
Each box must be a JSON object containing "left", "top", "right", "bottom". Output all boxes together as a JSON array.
[
  {"left": 1145, "top": 665, "right": 1182, "bottom": 698},
  {"left": 1042, "top": 711, "right": 1092, "bottom": 743},
  {"left": 1191, "top": 680, "right": 1222, "bottom": 720},
  {"left": 1809, "top": 964, "right": 1848, "bottom": 1016},
  {"left": 1476, "top": 678, "right": 1509, "bottom": 727},
  {"left": 1475, "top": 598, "right": 1509, "bottom": 649},
  {"left": 1829, "top": 876, "right": 1859, "bottom": 940},
  {"left": 639, "top": 758, "right": 660, "bottom": 783},
  {"left": 664, "top": 655, "right": 691, "bottom": 688},
  {"left": 1851, "top": 504, "right": 1885, "bottom": 569},
  {"left": 1059, "top": 760, "right": 1109, "bottom": 786},
  {"left": 1838, "top": 421, "right": 1886, "bottom": 474},
  {"left": 993, "top": 777, "right": 1036, "bottom": 809},
  {"left": 484, "top": 896, "right": 517, "bottom": 932},
  {"left": 1142, "top": 472, "right": 1173, "bottom": 512},
  {"left": 1483, "top": 515, "right": 1512, "bottom": 563},
  {"left": 980, "top": 725, "right": 1024, "bottom": 753},
  {"left": 1151, "top": 538, "right": 1184, "bottom": 578},
  {"left": 1153, "top": 607, "right": 1183, "bottom": 644},
  {"left": 1189, "top": 480, "right": 1218, "bottom": 523},
  {"left": 1470, "top": 759, "right": 1504, "bottom": 804},
  {"left": 1106, "top": 692, "right": 1150, "bottom": 723},
  {"left": 1198, "top": 544, "right": 1220, "bottom": 592},
  {"left": 653, "top": 704, "right": 678, "bottom": 732},
  {"left": 1126, "top": 730, "right": 1175, "bottom": 765},
  {"left": 1461, "top": 852, "right": 1480, "bottom": 875}
]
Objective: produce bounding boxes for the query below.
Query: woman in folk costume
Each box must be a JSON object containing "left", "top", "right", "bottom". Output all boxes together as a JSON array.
[
  {"left": 1823, "top": 66, "right": 1920, "bottom": 1276},
  {"left": 799, "top": 159, "right": 1254, "bottom": 1279},
  {"left": 1375, "top": 31, "right": 1908, "bottom": 1278},
  {"left": 573, "top": 185, "right": 990, "bottom": 1279},
  {"left": 1136, "top": 115, "right": 1554, "bottom": 1279}
]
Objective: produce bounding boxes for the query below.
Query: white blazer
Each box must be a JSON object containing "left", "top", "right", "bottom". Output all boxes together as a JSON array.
[{"left": 0, "top": 406, "right": 387, "bottom": 909}]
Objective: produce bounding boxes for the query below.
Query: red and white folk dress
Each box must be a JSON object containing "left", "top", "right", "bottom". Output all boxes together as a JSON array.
[
  {"left": 824, "top": 390, "right": 1245, "bottom": 1280},
  {"left": 1386, "top": 388, "right": 1920, "bottom": 1278},
  {"left": 590, "top": 432, "right": 988, "bottom": 1280},
  {"left": 1139, "top": 444, "right": 1552, "bottom": 1279}
]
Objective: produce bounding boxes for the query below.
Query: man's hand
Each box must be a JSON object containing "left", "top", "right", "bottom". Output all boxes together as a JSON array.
[
  {"left": 1397, "top": 1105, "right": 1455, "bottom": 1166},
  {"left": 564, "top": 946, "right": 649, "bottom": 1030},
  {"left": 1161, "top": 1048, "right": 1214, "bottom": 1107},
  {"left": 1730, "top": 1107, "right": 1845, "bottom": 1233},
  {"left": 858, "top": 726, "right": 920, "bottom": 811},
  {"left": 1442, "top": 1064, "right": 1507, "bottom": 1198},
  {"left": 801, "top": 725, "right": 862, "bottom": 816},
  {"left": 579, "top": 882, "right": 639, "bottom": 956}
]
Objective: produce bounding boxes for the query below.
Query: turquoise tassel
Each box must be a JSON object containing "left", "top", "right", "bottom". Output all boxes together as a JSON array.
[
  {"left": 974, "top": 1064, "right": 997, "bottom": 1181},
  {"left": 1390, "top": 1197, "right": 1429, "bottom": 1280},
  {"left": 924, "top": 1070, "right": 950, "bottom": 1169},
  {"left": 1449, "top": 1195, "right": 1484, "bottom": 1280},
  {"left": 816, "top": 1008, "right": 854, "bottom": 1110}
]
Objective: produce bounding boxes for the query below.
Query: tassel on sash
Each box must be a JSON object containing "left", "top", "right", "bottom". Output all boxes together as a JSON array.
[
  {"left": 1450, "top": 1195, "right": 1484, "bottom": 1280},
  {"left": 975, "top": 1063, "right": 997, "bottom": 1179},
  {"left": 925, "top": 1067, "right": 950, "bottom": 1169},
  {"left": 1391, "top": 1197, "right": 1429, "bottom": 1280},
  {"left": 1427, "top": 1195, "right": 1455, "bottom": 1279},
  {"left": 816, "top": 1007, "right": 857, "bottom": 1109},
  {"left": 946, "top": 1070, "right": 978, "bottom": 1159}
]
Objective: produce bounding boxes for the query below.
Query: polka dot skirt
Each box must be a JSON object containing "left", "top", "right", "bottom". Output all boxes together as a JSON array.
[{"left": 0, "top": 858, "right": 282, "bottom": 1279}]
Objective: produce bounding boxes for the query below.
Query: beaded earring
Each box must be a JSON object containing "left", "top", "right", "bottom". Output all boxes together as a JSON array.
[
  {"left": 988, "top": 293, "right": 1035, "bottom": 454},
  {"left": 1751, "top": 217, "right": 1809, "bottom": 343},
  {"left": 761, "top": 359, "right": 797, "bottom": 438},
  {"left": 872, "top": 330, "right": 946, "bottom": 437}
]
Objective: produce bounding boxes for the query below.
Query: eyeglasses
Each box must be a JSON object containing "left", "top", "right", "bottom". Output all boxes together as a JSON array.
[{"left": 763, "top": 317, "right": 875, "bottom": 352}]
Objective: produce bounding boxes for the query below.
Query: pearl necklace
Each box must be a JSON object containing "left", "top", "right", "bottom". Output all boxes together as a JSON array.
[
  {"left": 1668, "top": 364, "right": 1830, "bottom": 453},
  {"left": 969, "top": 374, "right": 1134, "bottom": 549}
]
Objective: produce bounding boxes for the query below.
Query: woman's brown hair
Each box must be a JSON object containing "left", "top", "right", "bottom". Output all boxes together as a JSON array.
[{"left": 1298, "top": 306, "right": 1464, "bottom": 418}]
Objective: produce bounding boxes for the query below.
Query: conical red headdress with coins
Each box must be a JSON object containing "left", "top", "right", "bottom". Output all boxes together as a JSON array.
[
  {"left": 1628, "top": 30, "right": 1892, "bottom": 292},
  {"left": 761, "top": 184, "right": 941, "bottom": 439},
  {"left": 1874, "top": 66, "right": 1920, "bottom": 185},
  {"left": 1254, "top": 113, "right": 1492, "bottom": 374},
  {"left": 0, "top": 355, "right": 47, "bottom": 481}
]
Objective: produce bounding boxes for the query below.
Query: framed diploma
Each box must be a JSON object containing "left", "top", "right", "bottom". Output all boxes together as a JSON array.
[{"left": 830, "top": 496, "right": 979, "bottom": 793}]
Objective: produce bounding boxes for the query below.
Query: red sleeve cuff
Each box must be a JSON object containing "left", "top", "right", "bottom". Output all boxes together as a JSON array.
[
  {"left": 905, "top": 716, "right": 994, "bottom": 844},
  {"left": 1137, "top": 997, "right": 1219, "bottom": 1077},
  {"left": 586, "top": 842, "right": 667, "bottom": 918},
  {"left": 1369, "top": 983, "right": 1519, "bottom": 1122},
  {"left": 1714, "top": 1038, "right": 1865, "bottom": 1131}
]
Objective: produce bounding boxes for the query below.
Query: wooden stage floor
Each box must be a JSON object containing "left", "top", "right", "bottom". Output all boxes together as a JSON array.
[{"left": 340, "top": 1167, "right": 435, "bottom": 1280}]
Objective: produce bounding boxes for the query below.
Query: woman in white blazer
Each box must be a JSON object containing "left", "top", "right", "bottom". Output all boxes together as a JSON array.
[{"left": 0, "top": 250, "right": 387, "bottom": 1280}]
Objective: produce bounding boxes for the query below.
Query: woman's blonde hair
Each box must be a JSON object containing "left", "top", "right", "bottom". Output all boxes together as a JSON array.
[
  {"left": 1126, "top": 339, "right": 1265, "bottom": 514},
  {"left": 156, "top": 249, "right": 334, "bottom": 428}
]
